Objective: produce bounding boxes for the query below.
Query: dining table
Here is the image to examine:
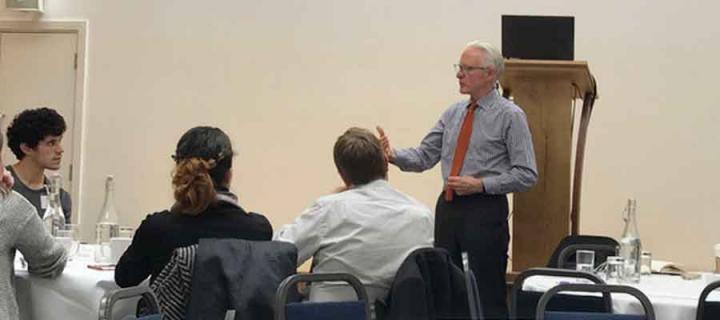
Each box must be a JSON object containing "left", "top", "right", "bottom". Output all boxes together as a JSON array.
[
  {"left": 522, "top": 271, "right": 720, "bottom": 319},
  {"left": 14, "top": 244, "right": 135, "bottom": 320}
]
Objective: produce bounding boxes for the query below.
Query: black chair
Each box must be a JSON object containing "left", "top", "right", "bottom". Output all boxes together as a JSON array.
[
  {"left": 185, "top": 239, "right": 297, "bottom": 320},
  {"left": 461, "top": 252, "right": 483, "bottom": 319},
  {"left": 381, "top": 247, "right": 480, "bottom": 320},
  {"left": 142, "top": 240, "right": 295, "bottom": 320},
  {"left": 547, "top": 235, "right": 619, "bottom": 270},
  {"left": 274, "top": 273, "right": 370, "bottom": 320},
  {"left": 697, "top": 280, "right": 720, "bottom": 320},
  {"left": 99, "top": 286, "right": 161, "bottom": 320},
  {"left": 536, "top": 283, "right": 655, "bottom": 320},
  {"left": 510, "top": 267, "right": 610, "bottom": 320}
]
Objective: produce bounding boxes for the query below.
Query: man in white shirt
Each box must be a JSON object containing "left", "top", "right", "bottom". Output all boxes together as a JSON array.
[{"left": 274, "top": 127, "right": 433, "bottom": 304}]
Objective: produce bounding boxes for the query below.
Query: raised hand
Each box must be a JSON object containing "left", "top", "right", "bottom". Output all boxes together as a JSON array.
[
  {"left": 376, "top": 126, "right": 396, "bottom": 162},
  {"left": 0, "top": 169, "right": 14, "bottom": 195}
]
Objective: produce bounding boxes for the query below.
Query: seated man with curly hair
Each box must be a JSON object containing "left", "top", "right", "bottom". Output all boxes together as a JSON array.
[{"left": 5, "top": 107, "right": 71, "bottom": 221}]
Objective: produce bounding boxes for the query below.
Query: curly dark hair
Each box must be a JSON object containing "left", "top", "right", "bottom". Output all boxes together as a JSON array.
[{"left": 6, "top": 108, "right": 66, "bottom": 160}]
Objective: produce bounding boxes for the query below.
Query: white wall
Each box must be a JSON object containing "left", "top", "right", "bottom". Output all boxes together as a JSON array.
[{"left": 2, "top": 0, "right": 719, "bottom": 270}]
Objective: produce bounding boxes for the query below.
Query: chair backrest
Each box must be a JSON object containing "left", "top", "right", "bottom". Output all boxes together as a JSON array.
[
  {"left": 382, "top": 247, "right": 473, "bottom": 320},
  {"left": 547, "top": 235, "right": 619, "bottom": 269},
  {"left": 461, "top": 252, "right": 483, "bottom": 320},
  {"left": 185, "top": 239, "right": 297, "bottom": 320},
  {"left": 98, "top": 286, "right": 161, "bottom": 320},
  {"left": 536, "top": 283, "right": 655, "bottom": 320},
  {"left": 510, "top": 267, "right": 609, "bottom": 320},
  {"left": 697, "top": 280, "right": 720, "bottom": 320},
  {"left": 274, "top": 273, "right": 370, "bottom": 320}
]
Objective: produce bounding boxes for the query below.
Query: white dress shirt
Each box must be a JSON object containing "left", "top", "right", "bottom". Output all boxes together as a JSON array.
[{"left": 274, "top": 179, "right": 434, "bottom": 303}]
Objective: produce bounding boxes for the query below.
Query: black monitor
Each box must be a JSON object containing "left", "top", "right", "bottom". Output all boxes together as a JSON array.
[{"left": 502, "top": 15, "right": 574, "bottom": 60}]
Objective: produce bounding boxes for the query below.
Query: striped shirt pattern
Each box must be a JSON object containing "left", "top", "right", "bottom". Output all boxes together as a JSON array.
[
  {"left": 150, "top": 244, "right": 197, "bottom": 320},
  {"left": 393, "top": 90, "right": 538, "bottom": 194}
]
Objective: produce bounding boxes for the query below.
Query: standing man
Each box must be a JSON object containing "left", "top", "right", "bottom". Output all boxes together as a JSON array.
[
  {"left": 6, "top": 107, "right": 72, "bottom": 222},
  {"left": 377, "top": 41, "right": 537, "bottom": 319}
]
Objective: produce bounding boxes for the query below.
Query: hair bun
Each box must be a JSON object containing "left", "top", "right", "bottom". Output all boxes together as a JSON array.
[{"left": 172, "top": 158, "right": 217, "bottom": 215}]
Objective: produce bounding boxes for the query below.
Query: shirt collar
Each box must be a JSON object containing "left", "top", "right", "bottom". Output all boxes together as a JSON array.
[
  {"left": 352, "top": 178, "right": 389, "bottom": 191},
  {"left": 468, "top": 89, "right": 499, "bottom": 110},
  {"left": 170, "top": 188, "right": 242, "bottom": 214},
  {"left": 215, "top": 189, "right": 240, "bottom": 208}
]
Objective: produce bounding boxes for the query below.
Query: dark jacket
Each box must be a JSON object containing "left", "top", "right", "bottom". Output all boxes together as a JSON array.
[
  {"left": 382, "top": 247, "right": 471, "bottom": 320},
  {"left": 185, "top": 238, "right": 297, "bottom": 320},
  {"left": 115, "top": 190, "right": 272, "bottom": 287}
]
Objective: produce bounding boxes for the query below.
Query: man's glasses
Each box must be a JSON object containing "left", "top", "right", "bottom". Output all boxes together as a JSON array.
[{"left": 453, "top": 64, "right": 489, "bottom": 74}]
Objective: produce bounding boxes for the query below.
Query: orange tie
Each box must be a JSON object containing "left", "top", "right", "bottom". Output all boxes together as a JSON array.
[{"left": 445, "top": 103, "right": 477, "bottom": 201}]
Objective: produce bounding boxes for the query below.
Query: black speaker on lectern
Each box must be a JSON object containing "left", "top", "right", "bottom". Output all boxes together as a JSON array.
[{"left": 502, "top": 15, "right": 574, "bottom": 60}]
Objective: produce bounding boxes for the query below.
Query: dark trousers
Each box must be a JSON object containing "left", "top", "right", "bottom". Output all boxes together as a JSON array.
[{"left": 435, "top": 192, "right": 509, "bottom": 320}]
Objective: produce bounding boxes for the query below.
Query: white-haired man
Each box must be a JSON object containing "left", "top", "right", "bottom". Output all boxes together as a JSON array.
[{"left": 377, "top": 41, "right": 538, "bottom": 319}]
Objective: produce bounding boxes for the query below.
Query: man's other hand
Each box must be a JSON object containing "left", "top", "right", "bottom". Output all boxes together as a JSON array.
[{"left": 447, "top": 176, "right": 484, "bottom": 195}]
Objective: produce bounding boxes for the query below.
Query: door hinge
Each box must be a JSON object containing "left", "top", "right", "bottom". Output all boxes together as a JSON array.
[
  {"left": 68, "top": 164, "right": 73, "bottom": 182},
  {"left": 74, "top": 53, "right": 78, "bottom": 70}
]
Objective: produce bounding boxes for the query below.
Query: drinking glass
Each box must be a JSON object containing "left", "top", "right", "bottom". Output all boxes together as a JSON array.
[
  {"left": 55, "top": 224, "right": 80, "bottom": 258},
  {"left": 624, "top": 258, "right": 640, "bottom": 283},
  {"left": 606, "top": 256, "right": 625, "bottom": 283},
  {"left": 640, "top": 251, "right": 652, "bottom": 275},
  {"left": 576, "top": 250, "right": 595, "bottom": 273},
  {"left": 110, "top": 237, "right": 132, "bottom": 264},
  {"left": 119, "top": 226, "right": 135, "bottom": 239},
  {"left": 714, "top": 244, "right": 720, "bottom": 273}
]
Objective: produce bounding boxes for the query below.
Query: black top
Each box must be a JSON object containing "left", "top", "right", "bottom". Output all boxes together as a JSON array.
[{"left": 114, "top": 196, "right": 273, "bottom": 287}]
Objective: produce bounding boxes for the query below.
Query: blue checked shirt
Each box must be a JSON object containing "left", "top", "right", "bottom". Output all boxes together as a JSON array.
[{"left": 393, "top": 89, "right": 538, "bottom": 194}]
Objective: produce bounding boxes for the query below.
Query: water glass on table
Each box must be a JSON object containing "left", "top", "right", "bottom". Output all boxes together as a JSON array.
[
  {"left": 576, "top": 250, "right": 595, "bottom": 273},
  {"left": 640, "top": 251, "right": 652, "bottom": 275},
  {"left": 714, "top": 243, "right": 720, "bottom": 273},
  {"left": 110, "top": 236, "right": 133, "bottom": 264},
  {"left": 606, "top": 256, "right": 625, "bottom": 283},
  {"left": 119, "top": 226, "right": 135, "bottom": 238},
  {"left": 55, "top": 224, "right": 80, "bottom": 258}
]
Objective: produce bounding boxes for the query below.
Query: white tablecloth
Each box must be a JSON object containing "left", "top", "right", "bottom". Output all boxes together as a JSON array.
[
  {"left": 15, "top": 245, "right": 234, "bottom": 320},
  {"left": 14, "top": 246, "right": 128, "bottom": 320},
  {"left": 523, "top": 273, "right": 720, "bottom": 320}
]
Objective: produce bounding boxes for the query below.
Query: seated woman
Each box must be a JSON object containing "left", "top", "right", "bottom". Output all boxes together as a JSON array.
[
  {"left": 0, "top": 133, "right": 67, "bottom": 320},
  {"left": 115, "top": 126, "right": 273, "bottom": 287}
]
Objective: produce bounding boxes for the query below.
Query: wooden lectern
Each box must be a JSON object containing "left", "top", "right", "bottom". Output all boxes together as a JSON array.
[{"left": 500, "top": 60, "right": 597, "bottom": 272}]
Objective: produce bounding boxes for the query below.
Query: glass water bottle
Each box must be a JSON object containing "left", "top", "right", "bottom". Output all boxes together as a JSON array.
[
  {"left": 619, "top": 198, "right": 642, "bottom": 283},
  {"left": 95, "top": 175, "right": 120, "bottom": 263},
  {"left": 42, "top": 173, "right": 66, "bottom": 236}
]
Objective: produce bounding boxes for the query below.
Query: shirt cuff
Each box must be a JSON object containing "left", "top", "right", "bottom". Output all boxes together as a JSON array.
[
  {"left": 392, "top": 148, "right": 410, "bottom": 169},
  {"left": 482, "top": 176, "right": 499, "bottom": 194}
]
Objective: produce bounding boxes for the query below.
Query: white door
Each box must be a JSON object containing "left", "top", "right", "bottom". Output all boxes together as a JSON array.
[{"left": 0, "top": 32, "right": 78, "bottom": 219}]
